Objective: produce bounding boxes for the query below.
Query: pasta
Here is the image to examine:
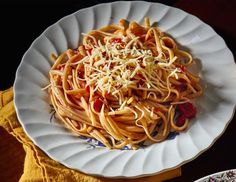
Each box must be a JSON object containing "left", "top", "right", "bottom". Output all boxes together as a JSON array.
[{"left": 46, "top": 18, "right": 203, "bottom": 149}]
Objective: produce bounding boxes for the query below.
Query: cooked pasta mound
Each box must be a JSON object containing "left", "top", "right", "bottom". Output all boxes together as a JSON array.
[{"left": 46, "top": 18, "right": 203, "bottom": 149}]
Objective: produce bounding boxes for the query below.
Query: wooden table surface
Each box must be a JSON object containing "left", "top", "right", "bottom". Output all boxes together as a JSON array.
[
  {"left": 1, "top": 1, "right": 236, "bottom": 181},
  {"left": 0, "top": 127, "right": 25, "bottom": 181}
]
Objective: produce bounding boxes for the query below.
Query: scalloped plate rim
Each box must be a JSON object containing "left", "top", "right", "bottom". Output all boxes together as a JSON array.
[
  {"left": 194, "top": 169, "right": 236, "bottom": 182},
  {"left": 13, "top": 1, "right": 236, "bottom": 178}
]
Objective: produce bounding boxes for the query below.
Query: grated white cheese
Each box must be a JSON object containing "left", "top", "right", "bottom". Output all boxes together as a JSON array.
[{"left": 79, "top": 34, "right": 181, "bottom": 102}]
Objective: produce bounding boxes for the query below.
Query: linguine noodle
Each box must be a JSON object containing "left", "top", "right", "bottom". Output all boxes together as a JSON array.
[{"left": 46, "top": 18, "right": 203, "bottom": 149}]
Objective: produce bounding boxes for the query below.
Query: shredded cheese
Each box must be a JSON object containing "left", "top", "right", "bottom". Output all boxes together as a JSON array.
[{"left": 79, "top": 35, "right": 182, "bottom": 101}]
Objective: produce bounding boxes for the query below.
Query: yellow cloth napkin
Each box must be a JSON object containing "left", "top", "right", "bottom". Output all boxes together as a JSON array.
[{"left": 0, "top": 87, "right": 181, "bottom": 182}]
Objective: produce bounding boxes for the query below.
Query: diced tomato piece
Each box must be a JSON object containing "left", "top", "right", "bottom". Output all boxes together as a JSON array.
[
  {"left": 178, "top": 102, "right": 197, "bottom": 119},
  {"left": 177, "top": 65, "right": 187, "bottom": 72},
  {"left": 176, "top": 115, "right": 186, "bottom": 127},
  {"left": 112, "top": 38, "right": 122, "bottom": 43},
  {"left": 93, "top": 98, "right": 103, "bottom": 112}
]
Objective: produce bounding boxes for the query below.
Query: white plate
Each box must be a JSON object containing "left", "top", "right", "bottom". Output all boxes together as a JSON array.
[
  {"left": 14, "top": 1, "right": 236, "bottom": 178},
  {"left": 194, "top": 169, "right": 236, "bottom": 182}
]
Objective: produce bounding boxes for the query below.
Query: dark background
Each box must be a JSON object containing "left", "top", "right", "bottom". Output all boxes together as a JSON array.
[{"left": 1, "top": 0, "right": 236, "bottom": 181}]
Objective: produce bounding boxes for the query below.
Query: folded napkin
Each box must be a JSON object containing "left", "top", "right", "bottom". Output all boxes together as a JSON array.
[{"left": 0, "top": 87, "right": 181, "bottom": 182}]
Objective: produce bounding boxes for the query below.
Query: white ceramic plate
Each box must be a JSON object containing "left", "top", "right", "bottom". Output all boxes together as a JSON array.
[
  {"left": 14, "top": 1, "right": 236, "bottom": 178},
  {"left": 194, "top": 169, "right": 236, "bottom": 182}
]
